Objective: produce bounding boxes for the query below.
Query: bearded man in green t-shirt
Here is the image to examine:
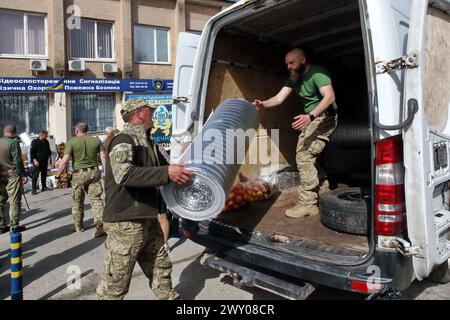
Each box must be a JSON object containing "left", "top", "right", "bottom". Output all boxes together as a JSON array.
[{"left": 253, "top": 48, "right": 338, "bottom": 218}]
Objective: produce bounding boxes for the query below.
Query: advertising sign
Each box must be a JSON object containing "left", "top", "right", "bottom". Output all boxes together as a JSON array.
[
  {"left": 0, "top": 77, "right": 173, "bottom": 93},
  {"left": 124, "top": 93, "right": 173, "bottom": 151}
]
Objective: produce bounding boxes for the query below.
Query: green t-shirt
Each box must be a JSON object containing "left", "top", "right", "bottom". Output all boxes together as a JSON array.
[
  {"left": 285, "top": 65, "right": 338, "bottom": 114},
  {"left": 65, "top": 136, "right": 103, "bottom": 170}
]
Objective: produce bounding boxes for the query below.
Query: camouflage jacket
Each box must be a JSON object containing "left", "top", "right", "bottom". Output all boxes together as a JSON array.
[
  {"left": 103, "top": 123, "right": 169, "bottom": 222},
  {"left": 0, "top": 136, "right": 27, "bottom": 179}
]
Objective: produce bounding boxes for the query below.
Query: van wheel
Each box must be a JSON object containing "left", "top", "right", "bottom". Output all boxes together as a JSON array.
[
  {"left": 319, "top": 187, "right": 369, "bottom": 235},
  {"left": 428, "top": 261, "right": 450, "bottom": 284}
]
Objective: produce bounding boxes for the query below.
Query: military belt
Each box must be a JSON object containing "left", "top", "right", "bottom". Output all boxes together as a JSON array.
[{"left": 73, "top": 166, "right": 97, "bottom": 173}]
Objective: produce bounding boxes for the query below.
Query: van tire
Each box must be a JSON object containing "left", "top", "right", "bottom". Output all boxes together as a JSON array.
[
  {"left": 428, "top": 261, "right": 450, "bottom": 284},
  {"left": 319, "top": 187, "right": 369, "bottom": 235}
]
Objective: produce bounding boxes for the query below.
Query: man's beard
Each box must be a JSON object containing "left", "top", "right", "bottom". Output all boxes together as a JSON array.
[
  {"left": 289, "top": 69, "right": 299, "bottom": 80},
  {"left": 289, "top": 64, "right": 306, "bottom": 80},
  {"left": 298, "top": 64, "right": 306, "bottom": 75}
]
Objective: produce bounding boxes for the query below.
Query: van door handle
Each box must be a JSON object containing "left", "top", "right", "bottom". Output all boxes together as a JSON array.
[
  {"left": 374, "top": 99, "right": 418, "bottom": 131},
  {"left": 173, "top": 96, "right": 190, "bottom": 104}
]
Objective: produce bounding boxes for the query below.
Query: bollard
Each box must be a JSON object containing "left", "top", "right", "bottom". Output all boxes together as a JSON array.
[{"left": 10, "top": 231, "right": 23, "bottom": 300}]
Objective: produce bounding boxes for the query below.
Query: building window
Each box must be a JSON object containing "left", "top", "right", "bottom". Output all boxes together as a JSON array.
[
  {"left": 0, "top": 94, "right": 48, "bottom": 135},
  {"left": 69, "top": 19, "right": 113, "bottom": 60},
  {"left": 0, "top": 10, "right": 47, "bottom": 57},
  {"left": 134, "top": 25, "right": 169, "bottom": 63},
  {"left": 71, "top": 93, "right": 115, "bottom": 134}
]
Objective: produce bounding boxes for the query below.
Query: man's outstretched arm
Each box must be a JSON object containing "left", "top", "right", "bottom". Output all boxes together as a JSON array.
[{"left": 252, "top": 86, "right": 292, "bottom": 109}]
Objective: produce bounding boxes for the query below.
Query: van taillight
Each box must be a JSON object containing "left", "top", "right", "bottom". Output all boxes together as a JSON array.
[{"left": 375, "top": 135, "right": 406, "bottom": 236}]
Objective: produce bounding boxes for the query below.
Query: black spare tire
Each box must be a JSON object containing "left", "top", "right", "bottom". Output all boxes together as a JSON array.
[
  {"left": 328, "top": 122, "right": 371, "bottom": 148},
  {"left": 319, "top": 187, "right": 370, "bottom": 235}
]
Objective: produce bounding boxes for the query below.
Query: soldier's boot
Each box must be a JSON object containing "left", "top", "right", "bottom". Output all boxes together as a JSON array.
[
  {"left": 167, "top": 290, "right": 181, "bottom": 300},
  {"left": 94, "top": 224, "right": 106, "bottom": 238},
  {"left": 285, "top": 204, "right": 319, "bottom": 218},
  {"left": 156, "top": 289, "right": 181, "bottom": 300},
  {"left": 72, "top": 224, "right": 85, "bottom": 233},
  {"left": 319, "top": 179, "right": 330, "bottom": 196}
]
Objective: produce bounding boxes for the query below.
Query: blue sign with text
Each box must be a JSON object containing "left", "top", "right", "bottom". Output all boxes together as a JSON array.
[{"left": 0, "top": 77, "right": 173, "bottom": 93}]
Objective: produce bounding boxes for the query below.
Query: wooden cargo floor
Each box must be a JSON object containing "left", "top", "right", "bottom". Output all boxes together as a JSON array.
[{"left": 216, "top": 188, "right": 369, "bottom": 253}]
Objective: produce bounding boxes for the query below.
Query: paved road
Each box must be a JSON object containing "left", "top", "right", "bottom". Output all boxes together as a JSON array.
[{"left": 0, "top": 188, "right": 449, "bottom": 300}]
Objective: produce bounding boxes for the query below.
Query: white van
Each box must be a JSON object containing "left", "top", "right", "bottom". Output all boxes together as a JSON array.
[{"left": 169, "top": 0, "right": 450, "bottom": 299}]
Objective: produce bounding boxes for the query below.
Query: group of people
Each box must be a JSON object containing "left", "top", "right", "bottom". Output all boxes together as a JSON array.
[
  {"left": 0, "top": 97, "right": 195, "bottom": 300},
  {"left": 0, "top": 47, "right": 337, "bottom": 300},
  {"left": 61, "top": 100, "right": 194, "bottom": 299}
]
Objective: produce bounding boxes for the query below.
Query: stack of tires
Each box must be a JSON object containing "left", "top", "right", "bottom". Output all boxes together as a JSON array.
[{"left": 319, "top": 121, "right": 371, "bottom": 236}]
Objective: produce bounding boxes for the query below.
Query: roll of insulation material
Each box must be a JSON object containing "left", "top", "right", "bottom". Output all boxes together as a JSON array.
[{"left": 161, "top": 99, "right": 260, "bottom": 221}]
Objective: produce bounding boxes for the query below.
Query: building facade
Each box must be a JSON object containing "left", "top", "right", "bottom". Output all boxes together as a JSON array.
[{"left": 0, "top": 0, "right": 231, "bottom": 142}]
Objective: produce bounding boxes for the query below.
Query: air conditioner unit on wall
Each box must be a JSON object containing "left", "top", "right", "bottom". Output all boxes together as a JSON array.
[
  {"left": 102, "top": 63, "right": 118, "bottom": 73},
  {"left": 29, "top": 59, "right": 47, "bottom": 71},
  {"left": 68, "top": 60, "right": 85, "bottom": 71}
]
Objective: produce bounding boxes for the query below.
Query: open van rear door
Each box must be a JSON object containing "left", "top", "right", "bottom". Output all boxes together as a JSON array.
[
  {"left": 171, "top": 32, "right": 201, "bottom": 163},
  {"left": 403, "top": 0, "right": 450, "bottom": 280}
]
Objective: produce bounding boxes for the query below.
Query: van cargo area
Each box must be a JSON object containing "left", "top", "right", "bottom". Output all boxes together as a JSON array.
[{"left": 200, "top": 0, "right": 372, "bottom": 261}]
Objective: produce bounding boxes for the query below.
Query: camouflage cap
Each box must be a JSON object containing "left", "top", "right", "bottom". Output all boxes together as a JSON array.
[{"left": 120, "top": 98, "right": 156, "bottom": 118}]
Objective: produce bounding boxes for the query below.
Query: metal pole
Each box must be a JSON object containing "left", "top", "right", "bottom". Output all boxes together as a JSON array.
[
  {"left": 10, "top": 231, "right": 23, "bottom": 300},
  {"left": 22, "top": 190, "right": 30, "bottom": 211}
]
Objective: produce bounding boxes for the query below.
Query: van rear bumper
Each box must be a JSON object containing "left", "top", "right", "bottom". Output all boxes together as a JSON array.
[
  {"left": 201, "top": 253, "right": 319, "bottom": 300},
  {"left": 184, "top": 226, "right": 402, "bottom": 296}
]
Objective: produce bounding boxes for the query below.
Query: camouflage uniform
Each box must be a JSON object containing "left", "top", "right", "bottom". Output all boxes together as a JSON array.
[
  {"left": 0, "top": 175, "right": 23, "bottom": 228},
  {"left": 286, "top": 115, "right": 337, "bottom": 218},
  {"left": 0, "top": 137, "right": 27, "bottom": 230},
  {"left": 71, "top": 168, "right": 103, "bottom": 230},
  {"left": 64, "top": 135, "right": 104, "bottom": 232},
  {"left": 282, "top": 64, "right": 339, "bottom": 218},
  {"left": 97, "top": 98, "right": 179, "bottom": 300},
  {"left": 97, "top": 219, "right": 178, "bottom": 300}
]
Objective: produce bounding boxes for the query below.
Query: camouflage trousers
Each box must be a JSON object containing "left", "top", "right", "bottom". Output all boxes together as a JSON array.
[
  {"left": 296, "top": 115, "right": 337, "bottom": 206},
  {"left": 0, "top": 175, "right": 23, "bottom": 227},
  {"left": 71, "top": 168, "right": 104, "bottom": 229},
  {"left": 96, "top": 219, "right": 179, "bottom": 300}
]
